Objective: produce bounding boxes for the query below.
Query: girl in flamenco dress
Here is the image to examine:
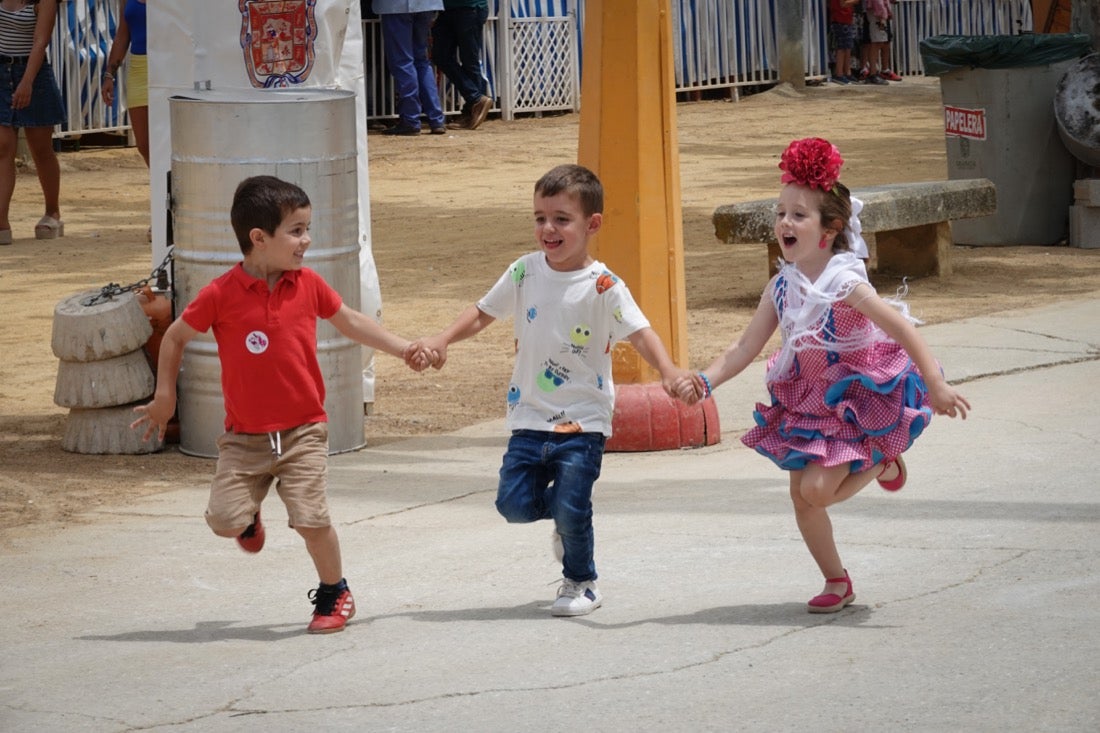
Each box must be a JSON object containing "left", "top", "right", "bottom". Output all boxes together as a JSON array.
[{"left": 676, "top": 137, "right": 971, "bottom": 613}]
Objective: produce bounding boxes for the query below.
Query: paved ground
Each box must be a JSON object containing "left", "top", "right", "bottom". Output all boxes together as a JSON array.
[{"left": 2, "top": 295, "right": 1099, "bottom": 732}]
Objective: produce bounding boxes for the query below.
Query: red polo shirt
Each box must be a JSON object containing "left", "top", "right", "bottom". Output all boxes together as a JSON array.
[{"left": 181, "top": 264, "right": 343, "bottom": 433}]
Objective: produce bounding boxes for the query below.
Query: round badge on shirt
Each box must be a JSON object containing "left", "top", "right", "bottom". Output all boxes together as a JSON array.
[{"left": 246, "top": 331, "right": 269, "bottom": 354}]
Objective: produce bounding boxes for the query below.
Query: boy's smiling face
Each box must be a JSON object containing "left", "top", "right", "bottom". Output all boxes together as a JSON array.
[
  {"left": 533, "top": 192, "right": 601, "bottom": 272},
  {"left": 253, "top": 205, "right": 312, "bottom": 273}
]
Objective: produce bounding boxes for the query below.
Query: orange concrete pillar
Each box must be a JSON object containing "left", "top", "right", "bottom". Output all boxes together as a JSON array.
[
  {"left": 578, "top": 0, "right": 720, "bottom": 452},
  {"left": 577, "top": 0, "right": 688, "bottom": 383}
]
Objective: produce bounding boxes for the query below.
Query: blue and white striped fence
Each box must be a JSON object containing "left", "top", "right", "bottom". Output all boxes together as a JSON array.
[
  {"left": 893, "top": 0, "right": 1035, "bottom": 75},
  {"left": 52, "top": 0, "right": 128, "bottom": 140},
  {"left": 49, "top": 0, "right": 1037, "bottom": 137}
]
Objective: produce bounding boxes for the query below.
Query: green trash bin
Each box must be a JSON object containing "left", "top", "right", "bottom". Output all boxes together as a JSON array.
[{"left": 920, "top": 34, "right": 1092, "bottom": 246}]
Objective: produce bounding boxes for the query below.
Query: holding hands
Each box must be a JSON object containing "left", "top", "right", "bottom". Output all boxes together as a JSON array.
[
  {"left": 402, "top": 340, "right": 442, "bottom": 372},
  {"left": 415, "top": 334, "right": 451, "bottom": 371},
  {"left": 667, "top": 372, "right": 708, "bottom": 406}
]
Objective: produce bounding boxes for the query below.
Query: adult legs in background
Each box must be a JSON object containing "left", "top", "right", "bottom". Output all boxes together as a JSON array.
[
  {"left": 410, "top": 12, "right": 445, "bottom": 131},
  {"left": 129, "top": 105, "right": 150, "bottom": 166},
  {"left": 380, "top": 13, "right": 424, "bottom": 130},
  {"left": 23, "top": 125, "right": 61, "bottom": 223},
  {"left": 433, "top": 6, "right": 488, "bottom": 118},
  {"left": 0, "top": 125, "right": 18, "bottom": 233}
]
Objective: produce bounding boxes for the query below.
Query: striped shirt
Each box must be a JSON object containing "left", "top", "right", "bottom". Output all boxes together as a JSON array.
[{"left": 0, "top": 3, "right": 37, "bottom": 57}]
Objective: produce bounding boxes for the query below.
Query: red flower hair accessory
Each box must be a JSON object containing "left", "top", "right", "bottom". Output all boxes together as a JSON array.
[{"left": 778, "top": 137, "right": 844, "bottom": 192}]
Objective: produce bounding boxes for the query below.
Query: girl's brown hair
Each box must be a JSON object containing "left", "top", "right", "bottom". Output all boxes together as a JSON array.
[{"left": 819, "top": 182, "right": 853, "bottom": 253}]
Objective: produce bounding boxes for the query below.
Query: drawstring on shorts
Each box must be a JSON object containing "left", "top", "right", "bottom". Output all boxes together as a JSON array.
[{"left": 268, "top": 431, "right": 282, "bottom": 458}]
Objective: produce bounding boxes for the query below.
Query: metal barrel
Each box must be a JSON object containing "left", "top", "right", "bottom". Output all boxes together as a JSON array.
[{"left": 169, "top": 88, "right": 364, "bottom": 458}]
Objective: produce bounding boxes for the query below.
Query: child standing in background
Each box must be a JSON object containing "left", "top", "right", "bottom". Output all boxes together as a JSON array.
[{"left": 828, "top": 0, "right": 859, "bottom": 84}]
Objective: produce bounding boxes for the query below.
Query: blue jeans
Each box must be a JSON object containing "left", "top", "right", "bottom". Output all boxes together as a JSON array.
[
  {"left": 496, "top": 430, "right": 606, "bottom": 583},
  {"left": 432, "top": 6, "right": 488, "bottom": 109},
  {"left": 379, "top": 12, "right": 445, "bottom": 129}
]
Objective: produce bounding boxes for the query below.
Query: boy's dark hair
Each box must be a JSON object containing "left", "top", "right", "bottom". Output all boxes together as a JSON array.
[
  {"left": 230, "top": 175, "right": 311, "bottom": 254},
  {"left": 534, "top": 164, "right": 604, "bottom": 217},
  {"left": 819, "top": 181, "right": 853, "bottom": 253}
]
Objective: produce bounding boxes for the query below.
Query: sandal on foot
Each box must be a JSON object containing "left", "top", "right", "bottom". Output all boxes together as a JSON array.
[
  {"left": 877, "top": 456, "right": 907, "bottom": 492},
  {"left": 35, "top": 215, "right": 64, "bottom": 240},
  {"left": 0, "top": 229, "right": 11, "bottom": 245},
  {"left": 807, "top": 570, "right": 855, "bottom": 613}
]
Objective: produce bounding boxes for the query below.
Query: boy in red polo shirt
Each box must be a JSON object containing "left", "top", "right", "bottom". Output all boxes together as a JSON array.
[{"left": 132, "top": 175, "right": 428, "bottom": 634}]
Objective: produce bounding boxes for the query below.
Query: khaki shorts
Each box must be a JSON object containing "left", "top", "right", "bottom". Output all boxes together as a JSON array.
[{"left": 205, "top": 422, "right": 331, "bottom": 533}]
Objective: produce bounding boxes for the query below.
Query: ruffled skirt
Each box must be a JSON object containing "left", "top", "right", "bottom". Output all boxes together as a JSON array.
[{"left": 741, "top": 344, "right": 933, "bottom": 473}]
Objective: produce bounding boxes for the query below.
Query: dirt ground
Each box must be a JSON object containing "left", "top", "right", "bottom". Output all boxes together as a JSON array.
[{"left": 3, "top": 76, "right": 1100, "bottom": 535}]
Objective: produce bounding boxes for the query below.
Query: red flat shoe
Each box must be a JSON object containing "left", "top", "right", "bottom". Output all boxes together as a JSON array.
[
  {"left": 877, "top": 456, "right": 907, "bottom": 492},
  {"left": 807, "top": 570, "right": 855, "bottom": 613}
]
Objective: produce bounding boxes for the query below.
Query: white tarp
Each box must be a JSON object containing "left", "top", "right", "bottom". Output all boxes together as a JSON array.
[{"left": 147, "top": 0, "right": 379, "bottom": 401}]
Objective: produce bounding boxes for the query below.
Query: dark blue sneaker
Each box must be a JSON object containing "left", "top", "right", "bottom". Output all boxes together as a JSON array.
[{"left": 382, "top": 124, "right": 420, "bottom": 136}]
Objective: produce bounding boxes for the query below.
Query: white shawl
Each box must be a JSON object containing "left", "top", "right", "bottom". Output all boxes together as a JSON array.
[{"left": 767, "top": 252, "right": 918, "bottom": 381}]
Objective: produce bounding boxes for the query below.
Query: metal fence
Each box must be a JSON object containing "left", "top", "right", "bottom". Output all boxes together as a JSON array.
[
  {"left": 893, "top": 0, "right": 1035, "bottom": 75},
  {"left": 53, "top": 0, "right": 126, "bottom": 140},
  {"left": 363, "top": 1, "right": 579, "bottom": 121},
  {"left": 51, "top": 0, "right": 1037, "bottom": 138},
  {"left": 364, "top": 0, "right": 1035, "bottom": 122}
]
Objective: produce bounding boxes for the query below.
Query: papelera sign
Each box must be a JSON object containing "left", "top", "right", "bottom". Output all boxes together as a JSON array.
[{"left": 943, "top": 105, "right": 987, "bottom": 140}]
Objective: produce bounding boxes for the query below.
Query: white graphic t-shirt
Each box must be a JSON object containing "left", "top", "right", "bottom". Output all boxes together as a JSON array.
[{"left": 477, "top": 253, "right": 650, "bottom": 436}]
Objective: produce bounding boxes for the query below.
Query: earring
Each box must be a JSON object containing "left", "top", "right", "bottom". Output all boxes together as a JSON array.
[{"left": 818, "top": 236, "right": 829, "bottom": 249}]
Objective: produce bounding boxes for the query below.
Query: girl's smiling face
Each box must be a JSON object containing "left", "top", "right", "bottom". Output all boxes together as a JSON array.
[{"left": 774, "top": 184, "right": 834, "bottom": 272}]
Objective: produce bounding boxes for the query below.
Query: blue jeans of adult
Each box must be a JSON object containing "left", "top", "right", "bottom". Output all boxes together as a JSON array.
[
  {"left": 379, "top": 12, "right": 445, "bottom": 130},
  {"left": 496, "top": 430, "right": 606, "bottom": 583},
  {"left": 431, "top": 5, "right": 488, "bottom": 110}
]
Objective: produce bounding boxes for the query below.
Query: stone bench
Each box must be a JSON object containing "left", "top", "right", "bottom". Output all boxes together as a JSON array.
[{"left": 712, "top": 178, "right": 997, "bottom": 277}]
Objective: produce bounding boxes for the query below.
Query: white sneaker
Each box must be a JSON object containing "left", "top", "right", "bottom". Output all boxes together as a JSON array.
[
  {"left": 551, "top": 530, "right": 564, "bottom": 564},
  {"left": 551, "top": 579, "right": 603, "bottom": 617}
]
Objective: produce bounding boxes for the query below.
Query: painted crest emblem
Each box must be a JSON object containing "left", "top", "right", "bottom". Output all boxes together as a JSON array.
[{"left": 239, "top": 0, "right": 317, "bottom": 88}]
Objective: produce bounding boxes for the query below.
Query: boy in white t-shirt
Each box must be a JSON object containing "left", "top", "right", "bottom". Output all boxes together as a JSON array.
[{"left": 419, "top": 164, "right": 696, "bottom": 616}]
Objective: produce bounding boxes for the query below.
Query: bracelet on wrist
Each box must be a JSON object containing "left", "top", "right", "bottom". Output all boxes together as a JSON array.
[
  {"left": 698, "top": 372, "right": 713, "bottom": 399},
  {"left": 103, "top": 72, "right": 114, "bottom": 81}
]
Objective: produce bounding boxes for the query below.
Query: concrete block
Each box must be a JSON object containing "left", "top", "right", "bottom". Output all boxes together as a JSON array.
[
  {"left": 606, "top": 382, "right": 721, "bottom": 452},
  {"left": 1073, "top": 178, "right": 1100, "bottom": 207},
  {"left": 876, "top": 221, "right": 953, "bottom": 278},
  {"left": 713, "top": 179, "right": 996, "bottom": 245},
  {"left": 855, "top": 179, "right": 997, "bottom": 232},
  {"left": 716, "top": 179, "right": 993, "bottom": 277},
  {"left": 1069, "top": 204, "right": 1100, "bottom": 249}
]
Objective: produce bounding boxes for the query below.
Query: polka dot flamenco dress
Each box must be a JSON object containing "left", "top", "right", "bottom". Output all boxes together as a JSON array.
[{"left": 742, "top": 261, "right": 933, "bottom": 474}]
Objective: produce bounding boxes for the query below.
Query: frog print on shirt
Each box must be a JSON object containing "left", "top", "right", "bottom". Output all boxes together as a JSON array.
[{"left": 536, "top": 358, "right": 570, "bottom": 393}]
